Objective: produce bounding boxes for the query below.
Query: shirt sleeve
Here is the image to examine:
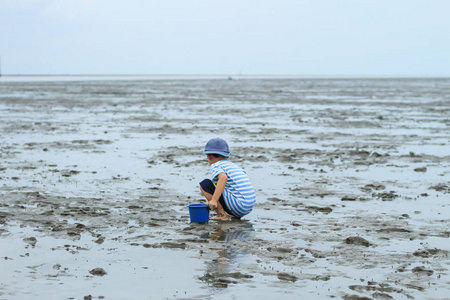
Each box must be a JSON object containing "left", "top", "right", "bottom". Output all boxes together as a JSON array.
[{"left": 210, "top": 163, "right": 225, "bottom": 180}]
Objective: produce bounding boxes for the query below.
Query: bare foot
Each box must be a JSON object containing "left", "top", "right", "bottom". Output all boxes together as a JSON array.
[{"left": 213, "top": 215, "right": 230, "bottom": 221}]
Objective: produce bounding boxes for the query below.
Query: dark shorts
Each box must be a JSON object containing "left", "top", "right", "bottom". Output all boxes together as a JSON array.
[{"left": 199, "top": 179, "right": 233, "bottom": 216}]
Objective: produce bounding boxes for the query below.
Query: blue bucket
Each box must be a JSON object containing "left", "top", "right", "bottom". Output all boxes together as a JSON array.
[{"left": 187, "top": 204, "right": 209, "bottom": 223}]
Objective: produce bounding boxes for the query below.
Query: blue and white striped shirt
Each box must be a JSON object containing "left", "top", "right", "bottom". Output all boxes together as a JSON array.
[{"left": 210, "top": 160, "right": 256, "bottom": 217}]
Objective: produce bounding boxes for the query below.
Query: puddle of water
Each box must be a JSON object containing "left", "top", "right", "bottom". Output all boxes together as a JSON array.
[{"left": 0, "top": 225, "right": 206, "bottom": 300}]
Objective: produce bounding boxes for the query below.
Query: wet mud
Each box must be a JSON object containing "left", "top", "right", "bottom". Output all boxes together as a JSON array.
[{"left": 0, "top": 77, "right": 449, "bottom": 299}]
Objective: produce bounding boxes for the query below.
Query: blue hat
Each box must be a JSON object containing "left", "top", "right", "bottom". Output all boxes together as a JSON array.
[{"left": 203, "top": 138, "right": 231, "bottom": 157}]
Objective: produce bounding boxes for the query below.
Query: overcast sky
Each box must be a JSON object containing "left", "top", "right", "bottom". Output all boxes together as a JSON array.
[{"left": 1, "top": 0, "right": 449, "bottom": 76}]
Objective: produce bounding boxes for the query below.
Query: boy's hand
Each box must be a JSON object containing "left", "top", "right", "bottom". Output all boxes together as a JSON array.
[
  {"left": 208, "top": 173, "right": 227, "bottom": 211},
  {"left": 208, "top": 199, "right": 218, "bottom": 210}
]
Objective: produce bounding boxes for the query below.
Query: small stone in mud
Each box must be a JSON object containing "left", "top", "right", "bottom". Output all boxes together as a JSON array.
[
  {"left": 345, "top": 237, "right": 372, "bottom": 247},
  {"left": 411, "top": 266, "right": 433, "bottom": 276},
  {"left": 414, "top": 167, "right": 427, "bottom": 172},
  {"left": 89, "top": 268, "right": 107, "bottom": 276}
]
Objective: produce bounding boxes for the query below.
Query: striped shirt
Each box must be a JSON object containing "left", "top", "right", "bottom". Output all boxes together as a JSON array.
[{"left": 210, "top": 160, "right": 256, "bottom": 217}]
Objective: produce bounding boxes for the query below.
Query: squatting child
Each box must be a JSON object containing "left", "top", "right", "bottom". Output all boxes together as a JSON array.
[{"left": 199, "top": 138, "right": 256, "bottom": 220}]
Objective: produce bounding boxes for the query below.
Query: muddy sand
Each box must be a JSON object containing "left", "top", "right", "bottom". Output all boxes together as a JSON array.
[{"left": 0, "top": 77, "right": 449, "bottom": 299}]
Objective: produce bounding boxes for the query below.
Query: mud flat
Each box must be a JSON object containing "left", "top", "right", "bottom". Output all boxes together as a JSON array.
[{"left": 1, "top": 77, "right": 449, "bottom": 299}]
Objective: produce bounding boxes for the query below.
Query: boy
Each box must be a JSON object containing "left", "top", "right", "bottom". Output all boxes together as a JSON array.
[{"left": 199, "top": 138, "right": 256, "bottom": 220}]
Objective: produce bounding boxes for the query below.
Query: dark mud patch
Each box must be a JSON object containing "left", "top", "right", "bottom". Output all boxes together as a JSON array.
[
  {"left": 343, "top": 295, "right": 372, "bottom": 300},
  {"left": 277, "top": 272, "right": 298, "bottom": 282},
  {"left": 89, "top": 268, "right": 107, "bottom": 276},
  {"left": 411, "top": 266, "right": 434, "bottom": 276},
  {"left": 413, "top": 248, "right": 449, "bottom": 258},
  {"left": 373, "top": 191, "right": 399, "bottom": 201},
  {"left": 199, "top": 272, "right": 253, "bottom": 288},
  {"left": 344, "top": 236, "right": 373, "bottom": 247},
  {"left": 429, "top": 183, "right": 450, "bottom": 193},
  {"left": 360, "top": 183, "right": 386, "bottom": 192},
  {"left": 296, "top": 205, "right": 333, "bottom": 214},
  {"left": 160, "top": 242, "right": 187, "bottom": 249},
  {"left": 348, "top": 283, "right": 410, "bottom": 299},
  {"left": 376, "top": 227, "right": 411, "bottom": 234}
]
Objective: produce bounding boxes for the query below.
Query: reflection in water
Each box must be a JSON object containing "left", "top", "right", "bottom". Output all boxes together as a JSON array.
[{"left": 200, "top": 221, "right": 255, "bottom": 289}]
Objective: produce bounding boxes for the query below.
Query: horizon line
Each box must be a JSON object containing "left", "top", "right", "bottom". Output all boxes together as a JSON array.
[{"left": 1, "top": 73, "right": 449, "bottom": 79}]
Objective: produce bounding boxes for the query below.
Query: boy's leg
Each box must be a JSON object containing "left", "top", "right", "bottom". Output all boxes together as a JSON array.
[
  {"left": 199, "top": 185, "right": 213, "bottom": 201},
  {"left": 199, "top": 179, "right": 230, "bottom": 220}
]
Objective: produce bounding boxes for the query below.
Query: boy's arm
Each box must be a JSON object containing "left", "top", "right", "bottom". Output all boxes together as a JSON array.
[{"left": 208, "top": 172, "right": 228, "bottom": 210}]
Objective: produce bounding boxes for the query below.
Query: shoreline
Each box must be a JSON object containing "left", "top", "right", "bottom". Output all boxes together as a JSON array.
[{"left": 1, "top": 74, "right": 449, "bottom": 83}]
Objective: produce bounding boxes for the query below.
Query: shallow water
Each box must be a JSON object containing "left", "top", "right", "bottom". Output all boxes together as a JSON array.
[{"left": 1, "top": 77, "right": 449, "bottom": 299}]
